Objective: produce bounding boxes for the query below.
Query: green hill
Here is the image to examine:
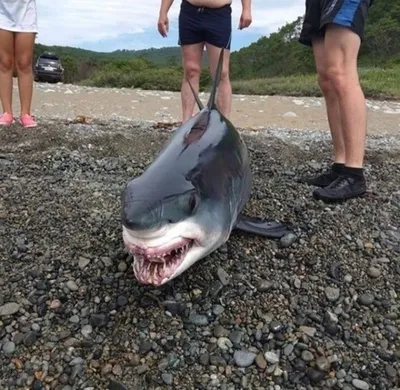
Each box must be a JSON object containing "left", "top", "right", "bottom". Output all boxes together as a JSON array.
[{"left": 33, "top": 44, "right": 205, "bottom": 66}]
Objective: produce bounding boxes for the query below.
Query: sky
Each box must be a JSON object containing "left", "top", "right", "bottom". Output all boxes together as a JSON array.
[{"left": 35, "top": 0, "right": 306, "bottom": 52}]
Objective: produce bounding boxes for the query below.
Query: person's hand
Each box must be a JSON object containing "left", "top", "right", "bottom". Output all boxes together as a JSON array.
[
  {"left": 158, "top": 13, "right": 169, "bottom": 37},
  {"left": 238, "top": 9, "right": 252, "bottom": 30}
]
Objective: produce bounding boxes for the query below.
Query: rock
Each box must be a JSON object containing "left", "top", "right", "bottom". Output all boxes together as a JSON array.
[
  {"left": 161, "top": 373, "right": 173, "bottom": 385},
  {"left": 269, "top": 320, "right": 283, "bottom": 333},
  {"left": 280, "top": 233, "right": 297, "bottom": 248},
  {"left": 301, "top": 350, "right": 314, "bottom": 362},
  {"left": 78, "top": 257, "right": 90, "bottom": 269},
  {"left": 359, "top": 293, "right": 375, "bottom": 306},
  {"left": 217, "top": 267, "right": 230, "bottom": 285},
  {"left": 307, "top": 368, "right": 326, "bottom": 384},
  {"left": 284, "top": 344, "right": 294, "bottom": 356},
  {"left": 257, "top": 280, "right": 273, "bottom": 292},
  {"left": 2, "top": 341, "right": 16, "bottom": 356},
  {"left": 255, "top": 353, "right": 267, "bottom": 369},
  {"left": 217, "top": 337, "right": 233, "bottom": 350},
  {"left": 189, "top": 314, "right": 209, "bottom": 326},
  {"left": 367, "top": 266, "right": 381, "bottom": 278},
  {"left": 234, "top": 350, "right": 257, "bottom": 367},
  {"left": 265, "top": 351, "right": 280, "bottom": 364},
  {"left": 283, "top": 111, "right": 297, "bottom": 117},
  {"left": 316, "top": 356, "right": 330, "bottom": 371},
  {"left": 352, "top": 379, "right": 370, "bottom": 390},
  {"left": 0, "top": 302, "right": 20, "bottom": 316},
  {"left": 385, "top": 364, "right": 397, "bottom": 378},
  {"left": 299, "top": 326, "right": 317, "bottom": 337},
  {"left": 23, "top": 331, "right": 37, "bottom": 346},
  {"left": 325, "top": 286, "right": 340, "bottom": 302},
  {"left": 66, "top": 280, "right": 79, "bottom": 291}
]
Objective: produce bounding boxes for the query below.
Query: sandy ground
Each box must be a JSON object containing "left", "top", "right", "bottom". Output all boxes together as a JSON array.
[{"left": 9, "top": 80, "right": 400, "bottom": 136}]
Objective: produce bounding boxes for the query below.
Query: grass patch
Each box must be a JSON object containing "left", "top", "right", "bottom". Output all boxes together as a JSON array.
[
  {"left": 82, "top": 64, "right": 400, "bottom": 100},
  {"left": 230, "top": 66, "right": 400, "bottom": 100}
]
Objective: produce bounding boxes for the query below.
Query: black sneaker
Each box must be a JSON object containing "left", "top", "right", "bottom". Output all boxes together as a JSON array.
[
  {"left": 298, "top": 170, "right": 339, "bottom": 188},
  {"left": 313, "top": 175, "right": 367, "bottom": 202}
]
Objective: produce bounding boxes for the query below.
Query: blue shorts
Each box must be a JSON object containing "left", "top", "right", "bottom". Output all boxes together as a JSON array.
[
  {"left": 178, "top": 0, "right": 232, "bottom": 50},
  {"left": 299, "top": 0, "right": 374, "bottom": 46}
]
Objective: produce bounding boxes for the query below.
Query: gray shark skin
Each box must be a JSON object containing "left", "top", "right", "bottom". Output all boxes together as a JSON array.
[{"left": 120, "top": 48, "right": 291, "bottom": 286}]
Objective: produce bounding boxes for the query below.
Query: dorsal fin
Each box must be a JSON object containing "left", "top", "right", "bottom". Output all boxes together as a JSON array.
[
  {"left": 186, "top": 77, "right": 204, "bottom": 111},
  {"left": 206, "top": 48, "right": 224, "bottom": 110}
]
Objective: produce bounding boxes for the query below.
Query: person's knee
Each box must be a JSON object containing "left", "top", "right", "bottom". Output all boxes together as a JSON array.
[
  {"left": 0, "top": 54, "right": 14, "bottom": 72},
  {"left": 318, "top": 64, "right": 349, "bottom": 96},
  {"left": 184, "top": 61, "right": 201, "bottom": 80},
  {"left": 325, "top": 65, "right": 349, "bottom": 95},
  {"left": 16, "top": 56, "right": 33, "bottom": 73},
  {"left": 316, "top": 68, "right": 334, "bottom": 96},
  {"left": 220, "top": 66, "right": 230, "bottom": 84}
]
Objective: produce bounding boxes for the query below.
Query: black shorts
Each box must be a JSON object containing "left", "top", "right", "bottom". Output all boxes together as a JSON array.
[
  {"left": 178, "top": 0, "right": 232, "bottom": 49},
  {"left": 299, "top": 0, "right": 373, "bottom": 46}
]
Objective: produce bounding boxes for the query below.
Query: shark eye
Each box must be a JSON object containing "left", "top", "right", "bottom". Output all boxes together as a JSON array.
[{"left": 188, "top": 193, "right": 197, "bottom": 213}]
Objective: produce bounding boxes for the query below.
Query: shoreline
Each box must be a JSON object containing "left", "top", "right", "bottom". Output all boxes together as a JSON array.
[{"left": 10, "top": 80, "right": 400, "bottom": 137}]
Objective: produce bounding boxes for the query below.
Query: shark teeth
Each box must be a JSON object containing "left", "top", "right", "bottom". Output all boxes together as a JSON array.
[{"left": 131, "top": 240, "right": 194, "bottom": 285}]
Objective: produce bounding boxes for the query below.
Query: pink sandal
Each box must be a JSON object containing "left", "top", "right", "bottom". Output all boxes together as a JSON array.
[
  {"left": 0, "top": 112, "right": 15, "bottom": 126},
  {"left": 19, "top": 114, "right": 37, "bottom": 128}
]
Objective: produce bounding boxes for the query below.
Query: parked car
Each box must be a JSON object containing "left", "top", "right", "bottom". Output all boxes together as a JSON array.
[{"left": 34, "top": 52, "right": 64, "bottom": 83}]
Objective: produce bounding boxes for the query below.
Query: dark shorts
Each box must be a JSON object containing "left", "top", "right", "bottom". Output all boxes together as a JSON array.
[
  {"left": 178, "top": 0, "right": 232, "bottom": 49},
  {"left": 299, "top": 0, "right": 373, "bottom": 46}
]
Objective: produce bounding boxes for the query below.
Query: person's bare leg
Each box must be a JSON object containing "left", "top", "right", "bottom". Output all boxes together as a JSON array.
[
  {"left": 324, "top": 24, "right": 366, "bottom": 168},
  {"left": 206, "top": 43, "right": 231, "bottom": 118},
  {"left": 312, "top": 37, "right": 345, "bottom": 164},
  {"left": 180, "top": 42, "right": 204, "bottom": 122},
  {"left": 0, "top": 29, "right": 15, "bottom": 115},
  {"left": 14, "top": 32, "right": 36, "bottom": 116}
]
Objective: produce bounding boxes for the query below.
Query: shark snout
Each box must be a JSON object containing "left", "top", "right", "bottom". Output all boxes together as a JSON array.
[{"left": 121, "top": 200, "right": 162, "bottom": 231}]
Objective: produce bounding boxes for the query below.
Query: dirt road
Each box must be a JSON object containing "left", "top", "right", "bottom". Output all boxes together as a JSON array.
[{"left": 11, "top": 80, "right": 400, "bottom": 135}]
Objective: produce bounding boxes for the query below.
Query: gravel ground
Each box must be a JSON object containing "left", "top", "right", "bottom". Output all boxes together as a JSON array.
[{"left": 1, "top": 118, "right": 400, "bottom": 390}]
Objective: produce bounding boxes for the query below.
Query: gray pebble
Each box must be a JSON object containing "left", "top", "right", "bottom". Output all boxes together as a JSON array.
[
  {"left": 352, "top": 379, "right": 370, "bottom": 390},
  {"left": 385, "top": 364, "right": 397, "bottom": 378},
  {"left": 299, "top": 326, "right": 316, "bottom": 337},
  {"left": 229, "top": 330, "right": 242, "bottom": 344},
  {"left": 0, "top": 302, "right": 20, "bottom": 316},
  {"left": 118, "top": 262, "right": 127, "bottom": 272},
  {"left": 264, "top": 351, "right": 280, "bottom": 364},
  {"left": 78, "top": 257, "right": 90, "bottom": 269},
  {"left": 234, "top": 350, "right": 257, "bottom": 367},
  {"left": 2, "top": 341, "right": 16, "bottom": 356},
  {"left": 66, "top": 280, "right": 79, "bottom": 291},
  {"left": 316, "top": 356, "right": 330, "bottom": 371},
  {"left": 280, "top": 233, "right": 297, "bottom": 248},
  {"left": 301, "top": 350, "right": 314, "bottom": 362},
  {"left": 367, "top": 266, "right": 381, "bottom": 278},
  {"left": 325, "top": 286, "right": 340, "bottom": 302},
  {"left": 162, "top": 373, "right": 173, "bottom": 385},
  {"left": 189, "top": 314, "right": 209, "bottom": 326},
  {"left": 212, "top": 304, "right": 225, "bottom": 315},
  {"left": 81, "top": 325, "right": 93, "bottom": 337},
  {"left": 284, "top": 344, "right": 294, "bottom": 356},
  {"left": 359, "top": 293, "right": 375, "bottom": 306},
  {"left": 217, "top": 267, "right": 230, "bottom": 285},
  {"left": 258, "top": 280, "right": 273, "bottom": 292},
  {"left": 336, "top": 369, "right": 347, "bottom": 379}
]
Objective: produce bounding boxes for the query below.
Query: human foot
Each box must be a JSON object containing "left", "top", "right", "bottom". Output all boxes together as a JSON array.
[
  {"left": 0, "top": 112, "right": 14, "bottom": 126},
  {"left": 19, "top": 114, "right": 37, "bottom": 128}
]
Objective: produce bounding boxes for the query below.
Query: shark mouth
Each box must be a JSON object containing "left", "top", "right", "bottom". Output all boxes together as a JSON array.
[{"left": 128, "top": 238, "right": 194, "bottom": 285}]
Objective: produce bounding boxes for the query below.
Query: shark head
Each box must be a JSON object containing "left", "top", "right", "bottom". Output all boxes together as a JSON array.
[
  {"left": 121, "top": 48, "right": 237, "bottom": 286},
  {"left": 121, "top": 181, "right": 229, "bottom": 286}
]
